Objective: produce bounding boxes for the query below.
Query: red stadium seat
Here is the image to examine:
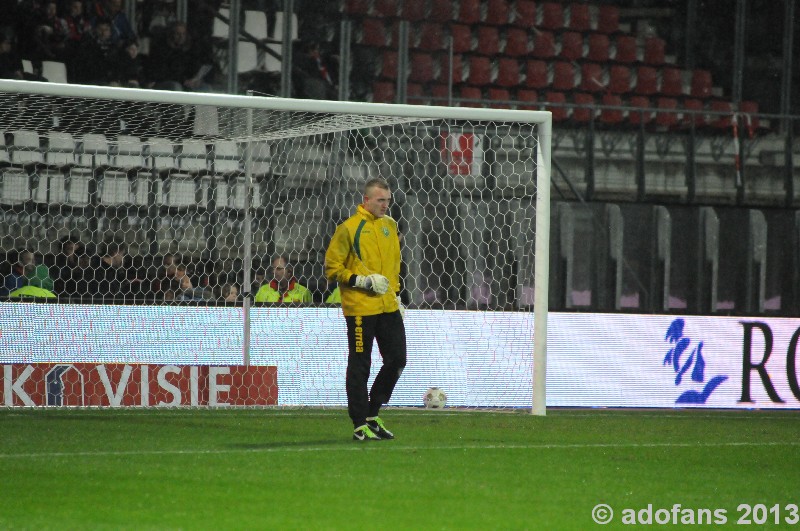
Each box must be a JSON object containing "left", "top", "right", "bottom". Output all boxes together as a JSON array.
[
  {"left": 682, "top": 98, "right": 706, "bottom": 128},
  {"left": 504, "top": 27, "right": 529, "bottom": 56},
  {"left": 409, "top": 52, "right": 436, "bottom": 83},
  {"left": 597, "top": 5, "right": 620, "bottom": 34},
  {"left": 359, "top": 18, "right": 388, "bottom": 47},
  {"left": 373, "top": 0, "right": 399, "bottom": 18},
  {"left": 614, "top": 35, "right": 638, "bottom": 64},
  {"left": 418, "top": 22, "right": 445, "bottom": 51},
  {"left": 660, "top": 67, "right": 684, "bottom": 97},
  {"left": 540, "top": 3, "right": 565, "bottom": 30},
  {"left": 634, "top": 66, "right": 659, "bottom": 96},
  {"left": 568, "top": 3, "right": 591, "bottom": 32},
  {"left": 560, "top": 32, "right": 584, "bottom": 61},
  {"left": 586, "top": 33, "right": 610, "bottom": 62},
  {"left": 531, "top": 31, "right": 556, "bottom": 59},
  {"left": 709, "top": 100, "right": 734, "bottom": 129},
  {"left": 544, "top": 91, "right": 569, "bottom": 122},
  {"left": 485, "top": 0, "right": 511, "bottom": 25},
  {"left": 655, "top": 97, "right": 679, "bottom": 128},
  {"left": 525, "top": 59, "right": 548, "bottom": 89},
  {"left": 467, "top": 56, "right": 492, "bottom": 86},
  {"left": 517, "top": 88, "right": 538, "bottom": 110},
  {"left": 372, "top": 81, "right": 395, "bottom": 103},
  {"left": 608, "top": 65, "right": 631, "bottom": 94},
  {"left": 579, "top": 62, "right": 605, "bottom": 93},
  {"left": 690, "top": 69, "right": 713, "bottom": 99},
  {"left": 627, "top": 95, "right": 653, "bottom": 126},
  {"left": 450, "top": 24, "right": 473, "bottom": 53},
  {"left": 401, "top": 0, "right": 426, "bottom": 21},
  {"left": 458, "top": 0, "right": 481, "bottom": 24},
  {"left": 460, "top": 86, "right": 483, "bottom": 107},
  {"left": 440, "top": 54, "right": 464, "bottom": 84},
  {"left": 431, "top": 84, "right": 451, "bottom": 103},
  {"left": 407, "top": 83, "right": 426, "bottom": 104},
  {"left": 379, "top": 50, "right": 399, "bottom": 79},
  {"left": 477, "top": 26, "right": 501, "bottom": 56},
  {"left": 344, "top": 0, "right": 370, "bottom": 16},
  {"left": 488, "top": 88, "right": 512, "bottom": 108},
  {"left": 739, "top": 100, "right": 761, "bottom": 130},
  {"left": 572, "top": 93, "right": 596, "bottom": 123},
  {"left": 513, "top": 0, "right": 537, "bottom": 28},
  {"left": 553, "top": 61, "right": 578, "bottom": 91},
  {"left": 643, "top": 37, "right": 666, "bottom": 65},
  {"left": 496, "top": 58, "right": 521, "bottom": 87},
  {"left": 430, "top": 3, "right": 453, "bottom": 22},
  {"left": 599, "top": 93, "right": 624, "bottom": 125}
]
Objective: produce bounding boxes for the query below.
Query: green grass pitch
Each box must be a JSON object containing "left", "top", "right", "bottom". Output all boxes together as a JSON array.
[{"left": 0, "top": 408, "right": 798, "bottom": 529}]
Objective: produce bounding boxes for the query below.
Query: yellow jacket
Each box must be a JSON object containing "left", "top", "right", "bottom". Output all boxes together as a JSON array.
[{"left": 325, "top": 205, "right": 401, "bottom": 317}]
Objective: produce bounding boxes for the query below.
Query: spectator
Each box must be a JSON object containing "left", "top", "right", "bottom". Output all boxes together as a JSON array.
[
  {"left": 32, "top": 1, "right": 68, "bottom": 61},
  {"left": 87, "top": 239, "right": 128, "bottom": 300},
  {"left": 112, "top": 39, "right": 144, "bottom": 87},
  {"left": 220, "top": 283, "right": 240, "bottom": 302},
  {"left": 147, "top": 21, "right": 212, "bottom": 92},
  {"left": 54, "top": 235, "right": 84, "bottom": 296},
  {"left": 1, "top": 249, "right": 31, "bottom": 296},
  {"left": 254, "top": 254, "right": 312, "bottom": 303},
  {"left": 325, "top": 284, "right": 341, "bottom": 304},
  {"left": 293, "top": 40, "right": 338, "bottom": 100},
  {"left": 25, "top": 253, "right": 54, "bottom": 292},
  {"left": 0, "top": 35, "right": 25, "bottom": 80},
  {"left": 58, "top": 0, "right": 93, "bottom": 58},
  {"left": 71, "top": 19, "right": 116, "bottom": 84},
  {"left": 92, "top": 0, "right": 136, "bottom": 47},
  {"left": 151, "top": 252, "right": 180, "bottom": 296}
]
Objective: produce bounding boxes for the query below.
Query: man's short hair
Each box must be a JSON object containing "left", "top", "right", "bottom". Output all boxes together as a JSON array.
[{"left": 364, "top": 177, "right": 390, "bottom": 195}]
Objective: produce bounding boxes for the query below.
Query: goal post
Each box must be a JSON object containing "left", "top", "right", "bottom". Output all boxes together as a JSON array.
[{"left": 0, "top": 80, "right": 551, "bottom": 413}]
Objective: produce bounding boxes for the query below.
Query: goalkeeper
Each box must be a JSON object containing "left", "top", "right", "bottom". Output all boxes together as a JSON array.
[{"left": 325, "top": 177, "right": 406, "bottom": 441}]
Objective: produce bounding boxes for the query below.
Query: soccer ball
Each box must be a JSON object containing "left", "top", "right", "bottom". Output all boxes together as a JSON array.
[{"left": 423, "top": 387, "right": 447, "bottom": 409}]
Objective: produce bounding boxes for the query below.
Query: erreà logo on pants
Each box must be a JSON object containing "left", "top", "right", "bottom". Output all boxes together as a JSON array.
[{"left": 1, "top": 363, "right": 278, "bottom": 407}]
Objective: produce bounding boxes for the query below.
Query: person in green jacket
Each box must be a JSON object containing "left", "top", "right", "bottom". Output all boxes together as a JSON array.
[{"left": 254, "top": 254, "right": 312, "bottom": 303}]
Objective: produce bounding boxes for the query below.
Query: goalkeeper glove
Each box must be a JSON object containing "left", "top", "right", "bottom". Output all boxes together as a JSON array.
[
  {"left": 396, "top": 295, "right": 405, "bottom": 319},
  {"left": 354, "top": 274, "right": 390, "bottom": 295}
]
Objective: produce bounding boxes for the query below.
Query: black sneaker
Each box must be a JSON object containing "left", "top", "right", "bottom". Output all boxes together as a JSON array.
[
  {"left": 353, "top": 424, "right": 381, "bottom": 441},
  {"left": 366, "top": 417, "right": 394, "bottom": 440}
]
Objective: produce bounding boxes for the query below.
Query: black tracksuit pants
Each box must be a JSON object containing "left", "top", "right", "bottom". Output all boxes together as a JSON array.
[{"left": 345, "top": 311, "right": 407, "bottom": 428}]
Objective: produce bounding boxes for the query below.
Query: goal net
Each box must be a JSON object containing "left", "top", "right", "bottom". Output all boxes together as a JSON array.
[{"left": 0, "top": 80, "right": 551, "bottom": 412}]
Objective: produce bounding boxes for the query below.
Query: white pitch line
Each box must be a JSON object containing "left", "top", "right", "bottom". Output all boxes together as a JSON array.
[{"left": 0, "top": 440, "right": 797, "bottom": 460}]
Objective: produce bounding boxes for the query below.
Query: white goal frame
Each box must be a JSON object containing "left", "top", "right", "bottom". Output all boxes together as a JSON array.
[{"left": 0, "top": 79, "right": 551, "bottom": 415}]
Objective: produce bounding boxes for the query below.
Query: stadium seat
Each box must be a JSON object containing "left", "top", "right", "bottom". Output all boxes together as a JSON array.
[
  {"left": 76, "top": 134, "right": 111, "bottom": 170},
  {"left": 401, "top": 0, "right": 426, "bottom": 21},
  {"left": 359, "top": 18, "right": 388, "bottom": 47},
  {"left": 599, "top": 93, "right": 624, "bottom": 125},
  {"left": 531, "top": 31, "right": 556, "bottom": 59},
  {"left": 608, "top": 65, "right": 631, "bottom": 94},
  {"left": 643, "top": 36, "right": 666, "bottom": 65},
  {"left": 627, "top": 96, "right": 654, "bottom": 126},
  {"left": 553, "top": 61, "right": 578, "bottom": 91},
  {"left": 440, "top": 54, "right": 464, "bottom": 84},
  {"left": 344, "top": 0, "right": 370, "bottom": 15},
  {"left": 655, "top": 97, "right": 679, "bottom": 128},
  {"left": 467, "top": 56, "right": 492, "bottom": 86},
  {"left": 373, "top": 0, "right": 399, "bottom": 18},
  {"left": 458, "top": 0, "right": 481, "bottom": 24},
  {"left": 235, "top": 42, "right": 259, "bottom": 74},
  {"left": 21, "top": 59, "right": 34, "bottom": 75},
  {"left": 614, "top": 35, "right": 638, "bottom": 64},
  {"left": 409, "top": 52, "right": 436, "bottom": 83},
  {"left": 587, "top": 33, "right": 610, "bottom": 62},
  {"left": 544, "top": 91, "right": 569, "bottom": 122},
  {"left": 496, "top": 58, "right": 521, "bottom": 87},
  {"left": 407, "top": 83, "right": 426, "bottom": 105},
  {"left": 379, "top": 50, "right": 399, "bottom": 79},
  {"left": 709, "top": 100, "right": 734, "bottom": 130},
  {"left": 44, "top": 132, "right": 77, "bottom": 171},
  {"left": 504, "top": 27, "right": 529, "bottom": 56},
  {"left": 568, "top": 3, "right": 591, "bottom": 32},
  {"left": 371, "top": 81, "right": 395, "bottom": 103},
  {"left": 42, "top": 61, "right": 68, "bottom": 84},
  {"left": 634, "top": 66, "right": 659, "bottom": 96},
  {"left": 477, "top": 26, "right": 501, "bottom": 56},
  {"left": 244, "top": 10, "right": 268, "bottom": 41},
  {"left": 418, "top": 22, "right": 444, "bottom": 51},
  {"left": 177, "top": 140, "right": 210, "bottom": 176},
  {"left": 271, "top": 11, "right": 298, "bottom": 41},
  {"left": 459, "top": 86, "right": 483, "bottom": 107},
  {"left": 513, "top": 0, "right": 537, "bottom": 27},
  {"left": 211, "top": 140, "right": 242, "bottom": 176},
  {"left": 539, "top": 3, "right": 565, "bottom": 30},
  {"left": 488, "top": 88, "right": 512, "bottom": 109},
  {"left": 690, "top": 69, "right": 713, "bottom": 99},
  {"left": 146, "top": 137, "right": 178, "bottom": 176},
  {"left": 682, "top": 98, "right": 706, "bottom": 128},
  {"left": 560, "top": 32, "right": 584, "bottom": 61},
  {"left": 114, "top": 135, "right": 146, "bottom": 172},
  {"left": 597, "top": 5, "right": 620, "bottom": 34},
  {"left": 572, "top": 93, "right": 596, "bottom": 123},
  {"left": 450, "top": 24, "right": 472, "bottom": 53},
  {"left": 660, "top": 67, "right": 684, "bottom": 97},
  {"left": 430, "top": 84, "right": 451, "bottom": 104},
  {"left": 525, "top": 59, "right": 548, "bottom": 89},
  {"left": 485, "top": 0, "right": 511, "bottom": 25},
  {"left": 430, "top": 2, "right": 453, "bottom": 22},
  {"left": 8, "top": 130, "right": 43, "bottom": 168},
  {"left": 739, "top": 100, "right": 761, "bottom": 131},
  {"left": 579, "top": 62, "right": 604, "bottom": 93},
  {"left": 212, "top": 7, "right": 230, "bottom": 39},
  {"left": 517, "top": 88, "right": 538, "bottom": 110}
]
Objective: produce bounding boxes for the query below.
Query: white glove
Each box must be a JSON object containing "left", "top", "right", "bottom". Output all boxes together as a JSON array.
[
  {"left": 354, "top": 274, "right": 390, "bottom": 295},
  {"left": 396, "top": 295, "right": 405, "bottom": 319}
]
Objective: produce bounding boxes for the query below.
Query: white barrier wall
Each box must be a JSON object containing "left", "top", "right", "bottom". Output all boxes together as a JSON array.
[{"left": 1, "top": 304, "right": 798, "bottom": 409}]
